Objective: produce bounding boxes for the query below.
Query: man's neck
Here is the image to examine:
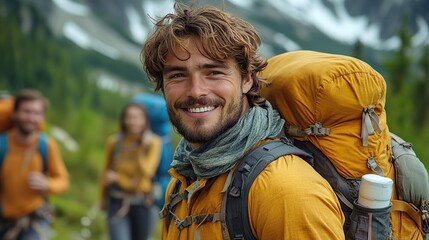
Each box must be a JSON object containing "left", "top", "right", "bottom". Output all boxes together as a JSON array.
[{"left": 13, "top": 128, "right": 37, "bottom": 145}]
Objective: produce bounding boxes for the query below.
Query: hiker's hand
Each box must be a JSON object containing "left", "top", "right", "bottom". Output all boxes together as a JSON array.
[
  {"left": 28, "top": 171, "right": 49, "bottom": 192},
  {"left": 105, "top": 170, "right": 118, "bottom": 185}
]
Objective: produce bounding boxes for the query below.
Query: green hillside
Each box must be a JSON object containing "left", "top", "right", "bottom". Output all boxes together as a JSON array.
[{"left": 0, "top": 2, "right": 158, "bottom": 239}]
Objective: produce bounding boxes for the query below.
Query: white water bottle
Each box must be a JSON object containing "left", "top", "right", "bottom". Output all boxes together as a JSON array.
[{"left": 358, "top": 174, "right": 393, "bottom": 208}]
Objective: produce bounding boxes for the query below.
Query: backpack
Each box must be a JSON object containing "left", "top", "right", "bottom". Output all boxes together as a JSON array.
[
  {"left": 258, "top": 50, "right": 429, "bottom": 239},
  {"left": 0, "top": 92, "right": 14, "bottom": 132}
]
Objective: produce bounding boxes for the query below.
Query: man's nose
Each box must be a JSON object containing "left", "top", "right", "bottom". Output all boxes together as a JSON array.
[
  {"left": 28, "top": 112, "right": 43, "bottom": 123},
  {"left": 187, "top": 74, "right": 208, "bottom": 98}
]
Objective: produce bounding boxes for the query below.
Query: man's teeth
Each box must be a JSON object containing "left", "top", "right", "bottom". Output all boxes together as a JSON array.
[{"left": 188, "top": 106, "right": 215, "bottom": 113}]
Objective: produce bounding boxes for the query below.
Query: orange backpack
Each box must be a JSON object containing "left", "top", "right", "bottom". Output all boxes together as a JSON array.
[
  {"left": 260, "top": 50, "right": 428, "bottom": 240},
  {"left": 0, "top": 93, "right": 14, "bottom": 132}
]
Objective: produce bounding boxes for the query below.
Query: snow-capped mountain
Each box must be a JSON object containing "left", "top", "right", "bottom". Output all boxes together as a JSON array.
[
  {"left": 5, "top": 0, "right": 428, "bottom": 94},
  {"left": 230, "top": 0, "right": 428, "bottom": 51},
  {"left": 18, "top": 0, "right": 429, "bottom": 64}
]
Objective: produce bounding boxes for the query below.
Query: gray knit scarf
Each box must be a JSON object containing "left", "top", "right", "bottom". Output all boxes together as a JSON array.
[{"left": 171, "top": 102, "right": 284, "bottom": 180}]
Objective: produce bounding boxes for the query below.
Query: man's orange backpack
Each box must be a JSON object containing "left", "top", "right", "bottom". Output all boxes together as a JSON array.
[
  {"left": 0, "top": 92, "right": 14, "bottom": 132},
  {"left": 260, "top": 51, "right": 429, "bottom": 240}
]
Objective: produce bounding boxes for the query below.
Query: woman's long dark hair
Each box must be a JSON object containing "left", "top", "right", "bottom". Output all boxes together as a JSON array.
[{"left": 119, "top": 102, "right": 152, "bottom": 145}]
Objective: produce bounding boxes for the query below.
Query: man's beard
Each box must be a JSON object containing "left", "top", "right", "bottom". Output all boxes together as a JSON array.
[
  {"left": 168, "top": 95, "right": 243, "bottom": 145},
  {"left": 16, "top": 123, "right": 34, "bottom": 136}
]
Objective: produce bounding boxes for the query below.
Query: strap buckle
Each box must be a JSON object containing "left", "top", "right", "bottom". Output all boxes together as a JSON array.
[
  {"left": 305, "top": 122, "right": 330, "bottom": 136},
  {"left": 174, "top": 217, "right": 186, "bottom": 230}
]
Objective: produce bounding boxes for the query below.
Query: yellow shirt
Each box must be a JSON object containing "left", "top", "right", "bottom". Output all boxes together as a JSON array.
[
  {"left": 162, "top": 144, "right": 345, "bottom": 239},
  {"left": 0, "top": 129, "right": 69, "bottom": 218},
  {"left": 100, "top": 133, "right": 162, "bottom": 206}
]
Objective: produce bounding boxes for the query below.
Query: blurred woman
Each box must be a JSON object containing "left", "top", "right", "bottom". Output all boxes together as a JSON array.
[{"left": 100, "top": 102, "right": 162, "bottom": 240}]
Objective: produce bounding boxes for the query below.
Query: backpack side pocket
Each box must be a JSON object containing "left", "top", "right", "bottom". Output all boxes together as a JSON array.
[{"left": 347, "top": 200, "right": 392, "bottom": 240}]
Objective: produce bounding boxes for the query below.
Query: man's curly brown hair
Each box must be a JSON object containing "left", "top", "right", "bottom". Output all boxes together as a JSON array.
[{"left": 141, "top": 3, "right": 267, "bottom": 106}]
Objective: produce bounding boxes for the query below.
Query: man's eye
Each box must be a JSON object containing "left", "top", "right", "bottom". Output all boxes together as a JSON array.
[
  {"left": 210, "top": 71, "right": 223, "bottom": 76},
  {"left": 169, "top": 73, "right": 185, "bottom": 79}
]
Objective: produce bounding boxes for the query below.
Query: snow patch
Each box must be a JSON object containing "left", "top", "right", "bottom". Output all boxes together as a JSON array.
[
  {"left": 273, "top": 33, "right": 301, "bottom": 51},
  {"left": 52, "top": 0, "right": 90, "bottom": 16},
  {"left": 412, "top": 17, "right": 429, "bottom": 46},
  {"left": 63, "top": 21, "right": 90, "bottom": 48},
  {"left": 63, "top": 21, "right": 120, "bottom": 59},
  {"left": 143, "top": 0, "right": 175, "bottom": 25},
  {"left": 263, "top": 0, "right": 402, "bottom": 50},
  {"left": 95, "top": 72, "right": 142, "bottom": 96},
  {"left": 50, "top": 126, "right": 79, "bottom": 152},
  {"left": 228, "top": 0, "right": 255, "bottom": 9},
  {"left": 126, "top": 6, "right": 148, "bottom": 42}
]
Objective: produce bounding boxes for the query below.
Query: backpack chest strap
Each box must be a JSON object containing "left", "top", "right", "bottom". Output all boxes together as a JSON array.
[
  {"left": 171, "top": 212, "right": 222, "bottom": 240},
  {"left": 159, "top": 188, "right": 188, "bottom": 219},
  {"left": 173, "top": 212, "right": 221, "bottom": 230},
  {"left": 161, "top": 179, "right": 225, "bottom": 239}
]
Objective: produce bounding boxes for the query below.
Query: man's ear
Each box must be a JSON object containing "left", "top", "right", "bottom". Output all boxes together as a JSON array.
[{"left": 242, "top": 73, "right": 253, "bottom": 94}]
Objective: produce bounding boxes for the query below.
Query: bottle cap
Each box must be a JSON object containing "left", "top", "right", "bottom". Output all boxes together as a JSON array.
[{"left": 358, "top": 174, "right": 393, "bottom": 208}]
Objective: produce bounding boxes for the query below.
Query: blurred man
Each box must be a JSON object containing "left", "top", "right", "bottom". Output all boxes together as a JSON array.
[{"left": 0, "top": 89, "right": 69, "bottom": 240}]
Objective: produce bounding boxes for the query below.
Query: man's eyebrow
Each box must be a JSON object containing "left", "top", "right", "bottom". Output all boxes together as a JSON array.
[
  {"left": 163, "top": 66, "right": 186, "bottom": 74},
  {"left": 163, "top": 61, "right": 230, "bottom": 74},
  {"left": 201, "top": 62, "right": 229, "bottom": 69}
]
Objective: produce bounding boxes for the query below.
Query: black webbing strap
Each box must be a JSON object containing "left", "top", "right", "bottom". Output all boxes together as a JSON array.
[
  {"left": 225, "top": 138, "right": 313, "bottom": 240},
  {"left": 173, "top": 212, "right": 221, "bottom": 230},
  {"left": 162, "top": 180, "right": 183, "bottom": 231}
]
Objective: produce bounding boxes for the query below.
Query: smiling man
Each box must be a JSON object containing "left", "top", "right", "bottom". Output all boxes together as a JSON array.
[
  {"left": 141, "top": 3, "right": 344, "bottom": 240},
  {"left": 0, "top": 89, "right": 69, "bottom": 240}
]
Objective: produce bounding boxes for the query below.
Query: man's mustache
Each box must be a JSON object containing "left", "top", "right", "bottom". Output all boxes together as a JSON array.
[{"left": 174, "top": 97, "right": 224, "bottom": 108}]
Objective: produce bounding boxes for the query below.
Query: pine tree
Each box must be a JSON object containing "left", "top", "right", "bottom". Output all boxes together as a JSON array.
[
  {"left": 413, "top": 44, "right": 429, "bottom": 127},
  {"left": 353, "top": 39, "right": 364, "bottom": 61},
  {"left": 384, "top": 16, "right": 412, "bottom": 94}
]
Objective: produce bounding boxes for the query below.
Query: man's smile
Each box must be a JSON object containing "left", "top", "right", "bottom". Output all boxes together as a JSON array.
[{"left": 187, "top": 106, "right": 216, "bottom": 113}]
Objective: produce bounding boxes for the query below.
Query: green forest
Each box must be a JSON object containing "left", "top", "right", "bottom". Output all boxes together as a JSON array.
[
  {"left": 0, "top": 2, "right": 157, "bottom": 239},
  {"left": 1, "top": 1, "right": 428, "bottom": 240}
]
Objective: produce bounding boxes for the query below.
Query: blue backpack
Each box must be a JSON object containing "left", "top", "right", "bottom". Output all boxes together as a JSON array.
[{"left": 0, "top": 133, "right": 48, "bottom": 172}]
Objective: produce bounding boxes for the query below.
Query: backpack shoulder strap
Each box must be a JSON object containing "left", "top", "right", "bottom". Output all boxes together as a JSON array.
[
  {"left": 38, "top": 133, "right": 48, "bottom": 173},
  {"left": 112, "top": 133, "right": 123, "bottom": 163},
  {"left": 224, "top": 137, "right": 313, "bottom": 240},
  {"left": 0, "top": 133, "right": 7, "bottom": 169},
  {"left": 162, "top": 179, "right": 183, "bottom": 231},
  {"left": 0, "top": 133, "right": 48, "bottom": 173}
]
